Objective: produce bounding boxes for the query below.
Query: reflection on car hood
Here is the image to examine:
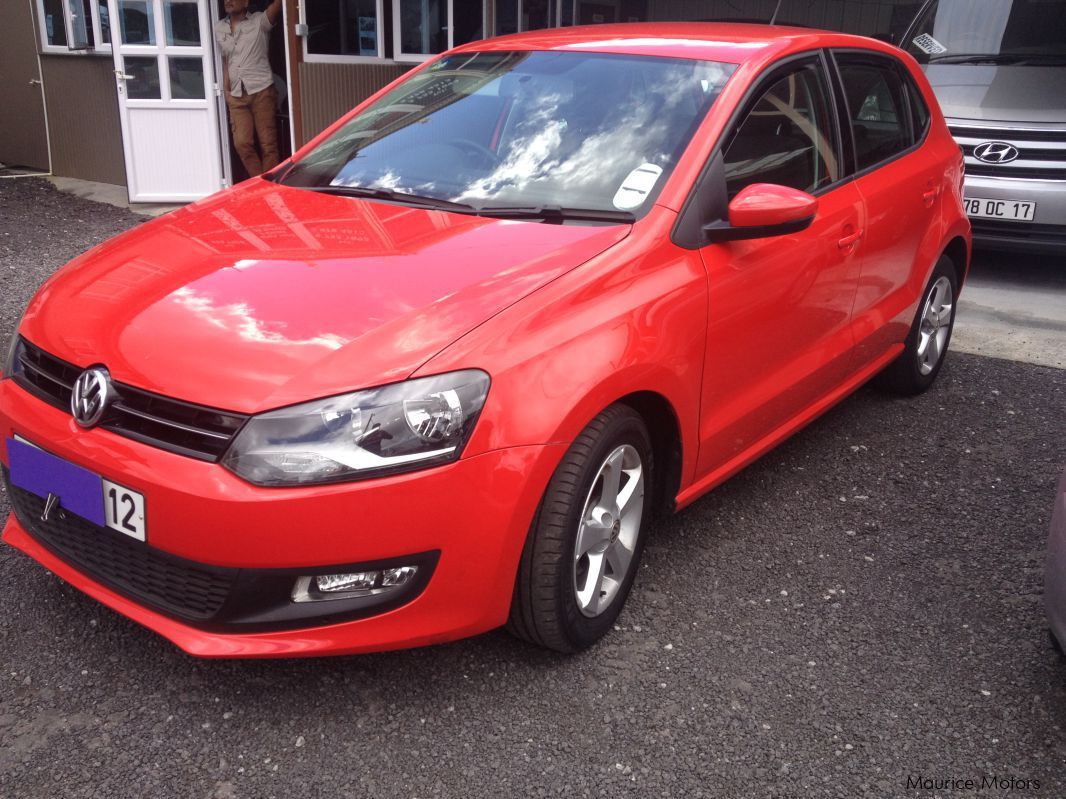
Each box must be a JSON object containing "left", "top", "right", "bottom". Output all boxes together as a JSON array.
[
  {"left": 20, "top": 180, "right": 630, "bottom": 414},
  {"left": 923, "top": 64, "right": 1066, "bottom": 124}
]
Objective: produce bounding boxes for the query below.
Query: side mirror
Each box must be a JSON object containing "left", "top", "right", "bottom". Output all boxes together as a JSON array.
[{"left": 702, "top": 183, "right": 818, "bottom": 243}]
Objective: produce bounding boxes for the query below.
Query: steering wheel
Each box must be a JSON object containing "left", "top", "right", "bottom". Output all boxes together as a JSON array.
[{"left": 450, "top": 138, "right": 498, "bottom": 165}]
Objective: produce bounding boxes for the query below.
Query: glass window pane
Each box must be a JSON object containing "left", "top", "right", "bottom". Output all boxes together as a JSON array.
[
  {"left": 41, "top": 0, "right": 70, "bottom": 46},
  {"left": 124, "top": 55, "right": 161, "bottom": 99},
  {"left": 169, "top": 56, "right": 205, "bottom": 98},
  {"left": 164, "top": 0, "right": 200, "bottom": 45},
  {"left": 98, "top": 0, "right": 111, "bottom": 43},
  {"left": 307, "top": 0, "right": 380, "bottom": 56},
  {"left": 523, "top": 0, "right": 550, "bottom": 31},
  {"left": 119, "top": 0, "right": 156, "bottom": 45},
  {"left": 836, "top": 58, "right": 913, "bottom": 170},
  {"left": 452, "top": 0, "right": 482, "bottom": 44},
  {"left": 494, "top": 0, "right": 517, "bottom": 36},
  {"left": 399, "top": 0, "right": 445, "bottom": 55},
  {"left": 724, "top": 64, "right": 841, "bottom": 197}
]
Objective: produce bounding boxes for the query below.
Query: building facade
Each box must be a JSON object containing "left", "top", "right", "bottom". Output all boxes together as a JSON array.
[{"left": 1, "top": 0, "right": 924, "bottom": 201}]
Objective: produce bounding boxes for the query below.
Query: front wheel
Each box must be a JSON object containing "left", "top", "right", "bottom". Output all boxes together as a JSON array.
[
  {"left": 875, "top": 255, "right": 958, "bottom": 395},
  {"left": 507, "top": 404, "right": 652, "bottom": 653}
]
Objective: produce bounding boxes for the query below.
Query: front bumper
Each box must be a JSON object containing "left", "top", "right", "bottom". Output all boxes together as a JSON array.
[
  {"left": 0, "top": 378, "right": 562, "bottom": 657},
  {"left": 964, "top": 174, "right": 1066, "bottom": 253}
]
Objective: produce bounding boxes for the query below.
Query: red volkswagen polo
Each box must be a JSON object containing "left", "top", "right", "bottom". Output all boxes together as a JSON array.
[{"left": 0, "top": 24, "right": 969, "bottom": 657}]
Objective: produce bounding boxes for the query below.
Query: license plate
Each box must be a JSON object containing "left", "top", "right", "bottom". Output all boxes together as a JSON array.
[
  {"left": 964, "top": 197, "right": 1036, "bottom": 221},
  {"left": 7, "top": 437, "right": 146, "bottom": 542}
]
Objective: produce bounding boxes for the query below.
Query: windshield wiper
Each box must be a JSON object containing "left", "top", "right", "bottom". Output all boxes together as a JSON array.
[
  {"left": 307, "top": 185, "right": 478, "bottom": 213},
  {"left": 473, "top": 205, "right": 636, "bottom": 224},
  {"left": 928, "top": 53, "right": 1066, "bottom": 65}
]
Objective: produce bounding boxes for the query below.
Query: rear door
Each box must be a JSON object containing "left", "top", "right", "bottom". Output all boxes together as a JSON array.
[
  {"left": 695, "top": 54, "right": 865, "bottom": 478},
  {"left": 830, "top": 50, "right": 944, "bottom": 366}
]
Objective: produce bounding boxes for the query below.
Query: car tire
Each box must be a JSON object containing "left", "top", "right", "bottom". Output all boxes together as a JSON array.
[
  {"left": 507, "top": 404, "right": 653, "bottom": 653},
  {"left": 874, "top": 255, "right": 958, "bottom": 396}
]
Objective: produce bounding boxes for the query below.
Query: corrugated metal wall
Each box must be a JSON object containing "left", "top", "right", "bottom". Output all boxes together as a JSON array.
[
  {"left": 40, "top": 55, "right": 126, "bottom": 185},
  {"left": 297, "top": 61, "right": 414, "bottom": 145}
]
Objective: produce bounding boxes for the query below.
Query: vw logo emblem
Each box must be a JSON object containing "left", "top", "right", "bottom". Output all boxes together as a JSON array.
[
  {"left": 973, "top": 141, "right": 1020, "bottom": 164},
  {"left": 71, "top": 367, "right": 113, "bottom": 428}
]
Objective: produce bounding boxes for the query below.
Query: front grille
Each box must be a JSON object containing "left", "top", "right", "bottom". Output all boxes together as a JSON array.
[
  {"left": 4, "top": 468, "right": 236, "bottom": 620},
  {"left": 14, "top": 338, "right": 247, "bottom": 462},
  {"left": 970, "top": 218, "right": 1066, "bottom": 243},
  {"left": 950, "top": 124, "right": 1066, "bottom": 181}
]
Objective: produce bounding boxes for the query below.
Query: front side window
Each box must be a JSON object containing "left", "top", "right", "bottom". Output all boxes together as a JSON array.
[
  {"left": 904, "top": 0, "right": 1066, "bottom": 65},
  {"left": 281, "top": 51, "right": 736, "bottom": 216},
  {"left": 836, "top": 56, "right": 913, "bottom": 171},
  {"left": 723, "top": 62, "right": 840, "bottom": 198}
]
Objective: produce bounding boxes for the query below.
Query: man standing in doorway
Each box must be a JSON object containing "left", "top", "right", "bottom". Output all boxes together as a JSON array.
[{"left": 214, "top": 0, "right": 282, "bottom": 177}]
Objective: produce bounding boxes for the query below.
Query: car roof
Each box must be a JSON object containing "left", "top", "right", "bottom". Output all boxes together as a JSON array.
[{"left": 451, "top": 22, "right": 897, "bottom": 66}]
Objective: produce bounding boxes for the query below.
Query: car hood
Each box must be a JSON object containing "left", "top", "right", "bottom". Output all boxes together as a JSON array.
[
  {"left": 20, "top": 181, "right": 630, "bottom": 414},
  {"left": 923, "top": 64, "right": 1066, "bottom": 124}
]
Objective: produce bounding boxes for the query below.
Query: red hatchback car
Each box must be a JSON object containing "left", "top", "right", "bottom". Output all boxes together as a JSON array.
[{"left": 0, "top": 24, "right": 969, "bottom": 657}]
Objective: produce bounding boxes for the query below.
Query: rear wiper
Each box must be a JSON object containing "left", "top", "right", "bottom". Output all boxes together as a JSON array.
[
  {"left": 474, "top": 205, "right": 636, "bottom": 224},
  {"left": 308, "top": 185, "right": 478, "bottom": 213}
]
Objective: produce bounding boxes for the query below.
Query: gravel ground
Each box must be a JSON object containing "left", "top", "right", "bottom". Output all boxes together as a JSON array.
[{"left": 1, "top": 179, "right": 1065, "bottom": 798}]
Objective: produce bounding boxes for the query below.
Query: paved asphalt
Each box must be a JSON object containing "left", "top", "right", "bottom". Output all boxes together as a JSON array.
[{"left": 1, "top": 179, "right": 1065, "bottom": 798}]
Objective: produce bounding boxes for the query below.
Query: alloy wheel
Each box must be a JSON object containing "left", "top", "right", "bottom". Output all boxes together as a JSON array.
[
  {"left": 573, "top": 444, "right": 645, "bottom": 617},
  {"left": 916, "top": 275, "right": 953, "bottom": 376}
]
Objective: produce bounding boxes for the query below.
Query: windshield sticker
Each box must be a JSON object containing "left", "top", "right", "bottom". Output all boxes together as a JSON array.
[
  {"left": 912, "top": 33, "right": 948, "bottom": 55},
  {"left": 612, "top": 164, "right": 663, "bottom": 210}
]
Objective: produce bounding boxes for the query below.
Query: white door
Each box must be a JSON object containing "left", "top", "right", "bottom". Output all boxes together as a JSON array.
[{"left": 108, "top": 0, "right": 225, "bottom": 202}]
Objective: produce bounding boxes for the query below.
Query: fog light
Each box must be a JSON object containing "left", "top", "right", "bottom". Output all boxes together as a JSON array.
[
  {"left": 317, "top": 571, "right": 378, "bottom": 593},
  {"left": 292, "top": 565, "right": 420, "bottom": 602}
]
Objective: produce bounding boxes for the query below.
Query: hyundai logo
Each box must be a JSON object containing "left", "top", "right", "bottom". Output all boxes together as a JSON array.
[
  {"left": 71, "top": 367, "right": 113, "bottom": 428},
  {"left": 973, "top": 141, "right": 1020, "bottom": 164}
]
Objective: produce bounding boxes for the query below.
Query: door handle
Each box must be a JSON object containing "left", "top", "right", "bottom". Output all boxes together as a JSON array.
[
  {"left": 837, "top": 229, "right": 863, "bottom": 250},
  {"left": 114, "top": 70, "right": 134, "bottom": 80},
  {"left": 922, "top": 185, "right": 940, "bottom": 206},
  {"left": 28, "top": 78, "right": 42, "bottom": 86}
]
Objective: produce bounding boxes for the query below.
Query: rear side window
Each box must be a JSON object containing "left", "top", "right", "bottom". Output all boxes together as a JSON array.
[
  {"left": 835, "top": 55, "right": 914, "bottom": 171},
  {"left": 722, "top": 62, "right": 841, "bottom": 198}
]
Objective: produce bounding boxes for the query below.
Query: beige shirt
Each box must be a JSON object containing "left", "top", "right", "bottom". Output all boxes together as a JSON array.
[{"left": 214, "top": 11, "right": 273, "bottom": 98}]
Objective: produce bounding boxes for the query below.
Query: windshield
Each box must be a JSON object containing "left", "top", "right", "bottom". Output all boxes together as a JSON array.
[
  {"left": 279, "top": 50, "right": 736, "bottom": 217},
  {"left": 905, "top": 0, "right": 1066, "bottom": 63}
]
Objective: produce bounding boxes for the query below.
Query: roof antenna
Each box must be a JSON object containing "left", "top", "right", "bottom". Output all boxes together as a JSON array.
[{"left": 769, "top": 0, "right": 783, "bottom": 24}]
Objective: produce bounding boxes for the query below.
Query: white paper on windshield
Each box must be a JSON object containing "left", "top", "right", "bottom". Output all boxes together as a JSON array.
[
  {"left": 613, "top": 164, "right": 663, "bottom": 210},
  {"left": 912, "top": 33, "right": 947, "bottom": 55}
]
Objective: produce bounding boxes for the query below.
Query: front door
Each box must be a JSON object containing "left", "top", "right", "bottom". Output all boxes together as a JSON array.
[
  {"left": 695, "top": 57, "right": 865, "bottom": 480},
  {"left": 107, "top": 0, "right": 225, "bottom": 202}
]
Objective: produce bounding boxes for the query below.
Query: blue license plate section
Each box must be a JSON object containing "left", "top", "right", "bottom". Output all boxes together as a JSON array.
[{"left": 7, "top": 437, "right": 147, "bottom": 541}]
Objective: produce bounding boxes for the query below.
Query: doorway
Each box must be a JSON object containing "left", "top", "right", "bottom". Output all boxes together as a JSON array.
[{"left": 213, "top": 0, "right": 294, "bottom": 185}]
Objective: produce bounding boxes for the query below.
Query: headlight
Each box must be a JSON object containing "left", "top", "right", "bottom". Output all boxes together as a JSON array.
[
  {"left": 222, "top": 369, "right": 490, "bottom": 486},
  {"left": 2, "top": 333, "right": 25, "bottom": 381}
]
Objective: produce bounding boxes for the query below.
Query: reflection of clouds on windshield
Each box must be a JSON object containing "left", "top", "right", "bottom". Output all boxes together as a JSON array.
[{"left": 454, "top": 66, "right": 719, "bottom": 207}]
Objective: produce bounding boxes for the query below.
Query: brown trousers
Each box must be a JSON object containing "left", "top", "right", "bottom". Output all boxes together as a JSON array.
[{"left": 226, "top": 85, "right": 279, "bottom": 177}]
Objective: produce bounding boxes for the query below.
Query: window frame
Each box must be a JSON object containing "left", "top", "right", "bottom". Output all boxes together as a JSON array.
[
  {"left": 671, "top": 50, "right": 850, "bottom": 250},
  {"left": 391, "top": 0, "right": 487, "bottom": 62},
  {"left": 302, "top": 0, "right": 388, "bottom": 64},
  {"left": 719, "top": 54, "right": 845, "bottom": 201},
  {"left": 492, "top": 0, "right": 565, "bottom": 36},
  {"left": 827, "top": 49, "right": 926, "bottom": 179},
  {"left": 36, "top": 0, "right": 112, "bottom": 55}
]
